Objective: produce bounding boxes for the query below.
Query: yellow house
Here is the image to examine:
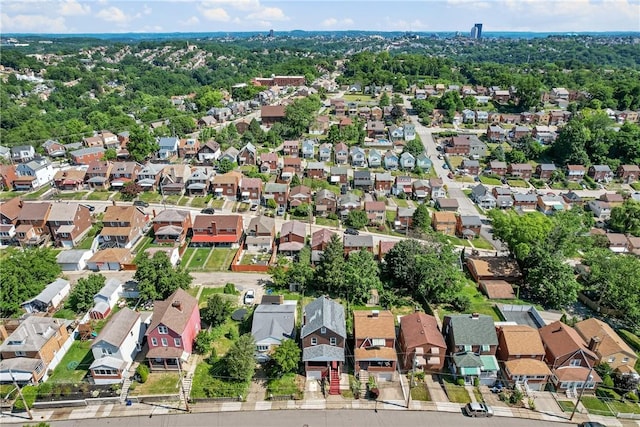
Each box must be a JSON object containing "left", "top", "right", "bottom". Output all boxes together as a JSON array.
[{"left": 574, "top": 318, "right": 637, "bottom": 372}]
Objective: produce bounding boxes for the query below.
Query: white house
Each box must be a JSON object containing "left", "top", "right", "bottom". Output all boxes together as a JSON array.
[
  {"left": 89, "top": 308, "right": 146, "bottom": 385},
  {"left": 89, "top": 278, "right": 123, "bottom": 320},
  {"left": 56, "top": 250, "right": 92, "bottom": 271},
  {"left": 21, "top": 278, "right": 71, "bottom": 314},
  {"left": 15, "top": 159, "right": 55, "bottom": 189}
]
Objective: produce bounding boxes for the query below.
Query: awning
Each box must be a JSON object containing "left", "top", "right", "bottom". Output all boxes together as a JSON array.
[
  {"left": 460, "top": 367, "right": 481, "bottom": 376},
  {"left": 187, "top": 183, "right": 207, "bottom": 190},
  {"left": 0, "top": 371, "right": 32, "bottom": 382},
  {"left": 56, "top": 224, "right": 76, "bottom": 234},
  {"left": 330, "top": 176, "right": 340, "bottom": 183},
  {"left": 214, "top": 188, "right": 223, "bottom": 193},
  {"left": 241, "top": 191, "right": 250, "bottom": 197},
  {"left": 480, "top": 355, "right": 499, "bottom": 372}
]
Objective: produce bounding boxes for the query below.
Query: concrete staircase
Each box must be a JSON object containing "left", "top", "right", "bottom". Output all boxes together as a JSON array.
[
  {"left": 119, "top": 378, "right": 132, "bottom": 403},
  {"left": 358, "top": 370, "right": 369, "bottom": 397}
]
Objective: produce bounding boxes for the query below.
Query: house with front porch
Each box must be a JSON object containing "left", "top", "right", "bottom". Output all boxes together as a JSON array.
[
  {"left": 566, "top": 165, "right": 586, "bottom": 182},
  {"left": 145, "top": 288, "right": 200, "bottom": 371},
  {"left": 240, "top": 178, "right": 262, "bottom": 203},
  {"left": 99, "top": 205, "right": 147, "bottom": 249},
  {"left": 416, "top": 153, "right": 432, "bottom": 172},
  {"left": 238, "top": 142, "right": 257, "bottom": 166},
  {"left": 190, "top": 214, "right": 243, "bottom": 248},
  {"left": 353, "top": 310, "right": 397, "bottom": 381},
  {"left": 383, "top": 151, "right": 399, "bottom": 170},
  {"left": 496, "top": 325, "right": 551, "bottom": 391},
  {"left": 264, "top": 183, "right": 289, "bottom": 210},
  {"left": 246, "top": 215, "right": 275, "bottom": 252},
  {"left": 334, "top": 143, "right": 349, "bottom": 164},
  {"left": 315, "top": 189, "right": 337, "bottom": 216},
  {"left": 442, "top": 314, "right": 500, "bottom": 386},
  {"left": 350, "top": 147, "right": 366, "bottom": 167},
  {"left": 259, "top": 152, "right": 279, "bottom": 174},
  {"left": 153, "top": 209, "right": 192, "bottom": 244},
  {"left": 157, "top": 137, "right": 179, "bottom": 160},
  {"left": 160, "top": 165, "right": 191, "bottom": 196},
  {"left": 196, "top": 140, "right": 221, "bottom": 164},
  {"left": 109, "top": 162, "right": 142, "bottom": 190},
  {"left": 375, "top": 172, "right": 394, "bottom": 193},
  {"left": 185, "top": 167, "right": 213, "bottom": 196},
  {"left": 15, "top": 159, "right": 55, "bottom": 190},
  {"left": 15, "top": 202, "right": 52, "bottom": 247},
  {"left": 318, "top": 143, "right": 332, "bottom": 162},
  {"left": 212, "top": 171, "right": 242, "bottom": 199},
  {"left": 251, "top": 303, "right": 297, "bottom": 363},
  {"left": 368, "top": 149, "right": 382, "bottom": 168},
  {"left": 574, "top": 318, "right": 637, "bottom": 373},
  {"left": 398, "top": 312, "right": 447, "bottom": 372},
  {"left": 136, "top": 163, "right": 164, "bottom": 192},
  {"left": 301, "top": 296, "right": 346, "bottom": 395},
  {"left": 400, "top": 152, "right": 415, "bottom": 170},
  {"left": 47, "top": 202, "right": 92, "bottom": 248}
]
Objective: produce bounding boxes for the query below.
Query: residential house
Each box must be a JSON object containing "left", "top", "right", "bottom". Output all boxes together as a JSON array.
[
  {"left": 466, "top": 256, "right": 523, "bottom": 283},
  {"left": 412, "top": 179, "right": 430, "bottom": 203},
  {"left": 538, "top": 321, "right": 601, "bottom": 394},
  {"left": 353, "top": 310, "right": 397, "bottom": 381},
  {"left": 42, "top": 140, "right": 66, "bottom": 158},
  {"left": 334, "top": 142, "right": 349, "bottom": 164},
  {"left": 387, "top": 124, "right": 403, "bottom": 141},
  {"left": 239, "top": 177, "right": 262, "bottom": 203},
  {"left": 588, "top": 165, "right": 613, "bottom": 182},
  {"left": 400, "top": 152, "right": 416, "bottom": 170},
  {"left": 282, "top": 140, "right": 300, "bottom": 158},
  {"left": 384, "top": 150, "right": 399, "bottom": 170},
  {"left": 375, "top": 173, "right": 394, "bottom": 193},
  {"left": 432, "top": 211, "right": 457, "bottom": 235},
  {"left": 261, "top": 105, "right": 286, "bottom": 127},
  {"left": 461, "top": 159, "right": 480, "bottom": 176},
  {"left": 606, "top": 233, "right": 629, "bottom": 253},
  {"left": 86, "top": 248, "right": 133, "bottom": 271},
  {"left": 89, "top": 308, "right": 145, "bottom": 384},
  {"left": 310, "top": 229, "right": 336, "bottom": 263},
  {"left": 442, "top": 314, "right": 499, "bottom": 386},
  {"left": 153, "top": 209, "right": 192, "bottom": 244},
  {"left": 567, "top": 165, "right": 586, "bottom": 182},
  {"left": 536, "top": 164, "right": 557, "bottom": 181},
  {"left": 496, "top": 325, "right": 551, "bottom": 391},
  {"left": 436, "top": 198, "right": 459, "bottom": 212},
  {"left": 191, "top": 214, "right": 244, "bottom": 248},
  {"left": 160, "top": 164, "right": 191, "bottom": 196},
  {"left": 587, "top": 200, "right": 612, "bottom": 221},
  {"left": 487, "top": 125, "right": 507, "bottom": 142},
  {"left": 471, "top": 184, "right": 497, "bottom": 209},
  {"left": 178, "top": 138, "right": 200, "bottom": 159},
  {"left": 353, "top": 170, "right": 373, "bottom": 191},
  {"left": 315, "top": 189, "right": 337, "bottom": 216},
  {"left": 513, "top": 193, "right": 538, "bottom": 211},
  {"left": 185, "top": 167, "right": 213, "bottom": 196},
  {"left": 532, "top": 125, "right": 556, "bottom": 144},
  {"left": 511, "top": 125, "right": 531, "bottom": 140},
  {"left": 15, "top": 159, "right": 55, "bottom": 190},
  {"left": 157, "top": 137, "right": 179, "bottom": 160},
  {"left": 329, "top": 167, "right": 349, "bottom": 187},
  {"left": 212, "top": 171, "right": 242, "bottom": 199},
  {"left": 306, "top": 162, "right": 325, "bottom": 180},
  {"left": 136, "top": 163, "right": 164, "bottom": 192},
  {"left": 534, "top": 111, "right": 551, "bottom": 125},
  {"left": 15, "top": 202, "right": 52, "bottom": 247},
  {"left": 279, "top": 220, "right": 307, "bottom": 253},
  {"left": 238, "top": 142, "right": 257, "bottom": 166},
  {"left": 318, "top": 143, "right": 332, "bottom": 162},
  {"left": 0, "top": 164, "right": 18, "bottom": 191},
  {"left": 490, "top": 161, "right": 508, "bottom": 176},
  {"left": 85, "top": 161, "right": 113, "bottom": 190},
  {"left": 398, "top": 312, "right": 447, "bottom": 372},
  {"left": 82, "top": 136, "right": 102, "bottom": 148},
  {"left": 89, "top": 278, "right": 123, "bottom": 320},
  {"left": 198, "top": 115, "right": 217, "bottom": 128},
  {"left": 0, "top": 317, "right": 71, "bottom": 384},
  {"left": 259, "top": 152, "right": 279, "bottom": 174},
  {"left": 109, "top": 161, "right": 142, "bottom": 190},
  {"left": 368, "top": 149, "right": 382, "bottom": 168},
  {"left": 445, "top": 135, "right": 487, "bottom": 158},
  {"left": 344, "top": 234, "right": 374, "bottom": 256},
  {"left": 309, "top": 116, "right": 328, "bottom": 135},
  {"left": 263, "top": 183, "right": 289, "bottom": 210},
  {"left": 196, "top": 140, "right": 221, "bottom": 164},
  {"left": 47, "top": 202, "right": 92, "bottom": 248},
  {"left": 493, "top": 89, "right": 511, "bottom": 104},
  {"left": 0, "top": 198, "right": 20, "bottom": 244},
  {"left": 364, "top": 201, "right": 386, "bottom": 224},
  {"left": 350, "top": 147, "right": 366, "bottom": 167},
  {"left": 617, "top": 165, "right": 640, "bottom": 183},
  {"left": 289, "top": 185, "right": 312, "bottom": 208},
  {"left": 245, "top": 215, "right": 275, "bottom": 251},
  {"left": 562, "top": 191, "right": 583, "bottom": 207},
  {"left": 99, "top": 205, "right": 147, "bottom": 249},
  {"left": 456, "top": 215, "right": 482, "bottom": 239},
  {"left": 461, "top": 109, "right": 476, "bottom": 124},
  {"left": 21, "top": 278, "right": 71, "bottom": 314},
  {"left": 10, "top": 145, "right": 36, "bottom": 163},
  {"left": 338, "top": 193, "right": 361, "bottom": 217},
  {"left": 429, "top": 178, "right": 447, "bottom": 200},
  {"left": 574, "top": 318, "right": 637, "bottom": 372},
  {"left": 508, "top": 163, "right": 533, "bottom": 180},
  {"left": 145, "top": 288, "right": 201, "bottom": 370},
  {"left": 404, "top": 123, "right": 416, "bottom": 141},
  {"left": 416, "top": 153, "right": 432, "bottom": 172},
  {"left": 283, "top": 156, "right": 302, "bottom": 174},
  {"left": 395, "top": 207, "right": 415, "bottom": 231},
  {"left": 251, "top": 303, "right": 297, "bottom": 363},
  {"left": 394, "top": 176, "right": 413, "bottom": 197},
  {"left": 537, "top": 194, "right": 568, "bottom": 215},
  {"left": 53, "top": 169, "right": 85, "bottom": 191},
  {"left": 301, "top": 296, "right": 346, "bottom": 395},
  {"left": 301, "top": 139, "right": 315, "bottom": 159}
]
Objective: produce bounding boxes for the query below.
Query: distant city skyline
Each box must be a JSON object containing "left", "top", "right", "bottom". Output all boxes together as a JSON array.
[{"left": 1, "top": 0, "right": 639, "bottom": 35}]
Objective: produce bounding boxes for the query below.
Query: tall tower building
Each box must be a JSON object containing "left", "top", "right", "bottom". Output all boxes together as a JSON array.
[{"left": 471, "top": 23, "right": 483, "bottom": 39}]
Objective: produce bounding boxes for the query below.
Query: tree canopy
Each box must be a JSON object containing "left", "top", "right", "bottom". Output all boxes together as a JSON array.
[
  {"left": 134, "top": 251, "right": 192, "bottom": 301},
  {"left": 67, "top": 274, "right": 106, "bottom": 314}
]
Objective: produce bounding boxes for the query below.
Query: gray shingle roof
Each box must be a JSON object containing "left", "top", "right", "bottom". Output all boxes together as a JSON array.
[
  {"left": 302, "top": 344, "right": 345, "bottom": 362},
  {"left": 251, "top": 304, "right": 296, "bottom": 345},
  {"left": 301, "top": 296, "right": 346, "bottom": 339},
  {"left": 92, "top": 307, "right": 140, "bottom": 348},
  {"left": 445, "top": 314, "right": 498, "bottom": 346},
  {"left": 23, "top": 278, "right": 69, "bottom": 307}
]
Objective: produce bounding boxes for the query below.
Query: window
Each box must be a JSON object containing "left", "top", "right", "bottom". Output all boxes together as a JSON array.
[
  {"left": 35, "top": 362, "right": 44, "bottom": 374},
  {"left": 257, "top": 345, "right": 269, "bottom": 352},
  {"left": 371, "top": 338, "right": 385, "bottom": 347},
  {"left": 321, "top": 327, "right": 326, "bottom": 334},
  {"left": 481, "top": 345, "right": 490, "bottom": 353},
  {"left": 161, "top": 338, "right": 168, "bottom": 347},
  {"left": 569, "top": 359, "right": 581, "bottom": 367},
  {"left": 101, "top": 348, "right": 113, "bottom": 356},
  {"left": 158, "top": 326, "right": 168, "bottom": 334},
  {"left": 608, "top": 357, "right": 615, "bottom": 363},
  {"left": 330, "top": 337, "right": 337, "bottom": 346},
  {"left": 463, "top": 345, "right": 472, "bottom": 352},
  {"left": 151, "top": 338, "right": 158, "bottom": 347},
  {"left": 311, "top": 337, "right": 318, "bottom": 346},
  {"left": 174, "top": 338, "right": 181, "bottom": 347},
  {"left": 622, "top": 357, "right": 630, "bottom": 364}
]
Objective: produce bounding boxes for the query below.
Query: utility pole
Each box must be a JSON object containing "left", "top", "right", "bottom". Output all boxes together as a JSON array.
[
  {"left": 569, "top": 365, "right": 594, "bottom": 421},
  {"left": 10, "top": 370, "right": 33, "bottom": 420},
  {"left": 176, "top": 360, "right": 190, "bottom": 412}
]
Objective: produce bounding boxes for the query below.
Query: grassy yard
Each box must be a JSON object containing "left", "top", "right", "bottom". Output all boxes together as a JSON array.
[
  {"left": 191, "top": 357, "right": 249, "bottom": 399},
  {"left": 182, "top": 247, "right": 195, "bottom": 265},
  {"left": 76, "top": 223, "right": 101, "bottom": 249},
  {"left": 550, "top": 181, "right": 583, "bottom": 190},
  {"left": 479, "top": 176, "right": 502, "bottom": 185},
  {"left": 129, "top": 372, "right": 181, "bottom": 396},
  {"left": 507, "top": 179, "right": 529, "bottom": 188},
  {"left": 204, "top": 248, "right": 234, "bottom": 271},
  {"left": 23, "top": 186, "right": 51, "bottom": 200},
  {"left": 190, "top": 196, "right": 208, "bottom": 208},
  {"left": 87, "top": 191, "right": 113, "bottom": 201},
  {"left": 557, "top": 401, "right": 575, "bottom": 412},
  {"left": 55, "top": 191, "right": 88, "bottom": 200},
  {"left": 410, "top": 382, "right": 431, "bottom": 401},
  {"left": 394, "top": 198, "right": 409, "bottom": 208},
  {"left": 471, "top": 237, "right": 495, "bottom": 250},
  {"left": 342, "top": 94, "right": 376, "bottom": 102},
  {"left": 443, "top": 381, "right": 471, "bottom": 404},
  {"left": 266, "top": 373, "right": 303, "bottom": 399},
  {"left": 0, "top": 190, "right": 22, "bottom": 200},
  {"left": 211, "top": 198, "right": 226, "bottom": 209},
  {"left": 631, "top": 182, "right": 640, "bottom": 191},
  {"left": 440, "top": 235, "right": 472, "bottom": 247},
  {"left": 447, "top": 155, "right": 465, "bottom": 170},
  {"left": 48, "top": 340, "right": 93, "bottom": 383},
  {"left": 608, "top": 400, "right": 640, "bottom": 414},
  {"left": 315, "top": 217, "right": 339, "bottom": 227},
  {"left": 187, "top": 248, "right": 209, "bottom": 270},
  {"left": 211, "top": 319, "right": 241, "bottom": 357},
  {"left": 581, "top": 396, "right": 613, "bottom": 416},
  {"left": 439, "top": 282, "right": 502, "bottom": 320},
  {"left": 178, "top": 196, "right": 190, "bottom": 206},
  {"left": 164, "top": 195, "right": 182, "bottom": 205},
  {"left": 139, "top": 191, "right": 163, "bottom": 203},
  {"left": 198, "top": 286, "right": 225, "bottom": 304}
]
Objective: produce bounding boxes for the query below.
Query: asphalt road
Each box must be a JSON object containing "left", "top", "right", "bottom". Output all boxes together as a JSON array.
[{"left": 43, "top": 409, "right": 571, "bottom": 427}]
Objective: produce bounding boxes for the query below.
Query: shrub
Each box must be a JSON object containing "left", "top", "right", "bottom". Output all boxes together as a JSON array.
[
  {"left": 603, "top": 374, "right": 614, "bottom": 388},
  {"left": 473, "top": 377, "right": 480, "bottom": 387},
  {"left": 456, "top": 378, "right": 465, "bottom": 386},
  {"left": 195, "top": 330, "right": 213, "bottom": 354},
  {"left": 128, "top": 382, "right": 137, "bottom": 391},
  {"left": 450, "top": 294, "right": 471, "bottom": 312},
  {"left": 596, "top": 387, "right": 619, "bottom": 400},
  {"left": 136, "top": 364, "right": 149, "bottom": 383},
  {"left": 509, "top": 389, "right": 524, "bottom": 405},
  {"left": 223, "top": 283, "right": 239, "bottom": 295},
  {"left": 415, "top": 371, "right": 425, "bottom": 381},
  {"left": 625, "top": 391, "right": 638, "bottom": 402},
  {"left": 37, "top": 382, "right": 53, "bottom": 398}
]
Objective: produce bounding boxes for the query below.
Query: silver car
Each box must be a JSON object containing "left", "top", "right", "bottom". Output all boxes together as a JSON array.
[{"left": 463, "top": 402, "right": 494, "bottom": 417}]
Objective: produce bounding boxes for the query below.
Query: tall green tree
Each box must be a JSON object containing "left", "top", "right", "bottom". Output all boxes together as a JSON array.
[
  {"left": 314, "top": 234, "right": 346, "bottom": 296},
  {"left": 270, "top": 339, "right": 301, "bottom": 375},
  {"left": 286, "top": 246, "right": 314, "bottom": 292},
  {"left": 552, "top": 119, "right": 590, "bottom": 166},
  {"left": 134, "top": 252, "right": 192, "bottom": 301},
  {"left": 609, "top": 200, "right": 640, "bottom": 237},
  {"left": 488, "top": 210, "right": 554, "bottom": 261},
  {"left": 403, "top": 139, "right": 424, "bottom": 157},
  {"left": 201, "top": 294, "right": 233, "bottom": 328},
  {"left": 412, "top": 203, "right": 431, "bottom": 231},
  {"left": 67, "top": 274, "right": 106, "bottom": 313},
  {"left": 516, "top": 76, "right": 542, "bottom": 111},
  {"left": 226, "top": 334, "right": 256, "bottom": 382},
  {"left": 217, "top": 158, "right": 235, "bottom": 174},
  {"left": 343, "top": 249, "right": 382, "bottom": 304},
  {"left": 127, "top": 126, "right": 159, "bottom": 162},
  {"left": 345, "top": 209, "right": 368, "bottom": 229},
  {"left": 523, "top": 247, "right": 580, "bottom": 309}
]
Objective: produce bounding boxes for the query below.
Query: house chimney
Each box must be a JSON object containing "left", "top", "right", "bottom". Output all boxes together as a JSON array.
[
  {"left": 210, "top": 221, "right": 217, "bottom": 235},
  {"left": 172, "top": 300, "right": 182, "bottom": 311},
  {"left": 372, "top": 310, "right": 379, "bottom": 318},
  {"left": 588, "top": 336, "right": 601, "bottom": 353},
  {"left": 471, "top": 313, "right": 480, "bottom": 319}
]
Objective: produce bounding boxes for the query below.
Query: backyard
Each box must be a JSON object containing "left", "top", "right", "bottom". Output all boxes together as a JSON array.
[{"left": 48, "top": 340, "right": 93, "bottom": 383}]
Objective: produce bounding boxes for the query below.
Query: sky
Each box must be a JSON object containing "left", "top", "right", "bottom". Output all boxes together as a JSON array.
[{"left": 1, "top": 0, "right": 639, "bottom": 35}]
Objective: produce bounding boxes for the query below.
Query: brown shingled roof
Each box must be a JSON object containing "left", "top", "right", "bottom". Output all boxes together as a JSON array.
[
  {"left": 400, "top": 312, "right": 447, "bottom": 350},
  {"left": 354, "top": 310, "right": 395, "bottom": 340},
  {"left": 498, "top": 325, "right": 545, "bottom": 356},
  {"left": 0, "top": 197, "right": 23, "bottom": 222},
  {"left": 146, "top": 288, "right": 198, "bottom": 336}
]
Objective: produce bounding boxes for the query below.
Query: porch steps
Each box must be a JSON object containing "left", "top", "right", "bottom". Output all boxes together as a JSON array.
[
  {"left": 329, "top": 369, "right": 341, "bottom": 395},
  {"left": 359, "top": 370, "right": 369, "bottom": 397},
  {"left": 179, "top": 375, "right": 193, "bottom": 404},
  {"left": 119, "top": 378, "right": 132, "bottom": 403}
]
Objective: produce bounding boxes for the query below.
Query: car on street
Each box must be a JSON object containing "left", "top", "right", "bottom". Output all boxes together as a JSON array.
[
  {"left": 201, "top": 208, "right": 215, "bottom": 214},
  {"left": 80, "top": 204, "right": 95, "bottom": 212},
  {"left": 250, "top": 203, "right": 259, "bottom": 211},
  {"left": 344, "top": 228, "right": 359, "bottom": 235},
  {"left": 442, "top": 164, "right": 449, "bottom": 169},
  {"left": 133, "top": 200, "right": 149, "bottom": 208},
  {"left": 463, "top": 403, "right": 494, "bottom": 418},
  {"left": 243, "top": 289, "right": 255, "bottom": 305},
  {"left": 578, "top": 423, "right": 608, "bottom": 427}
]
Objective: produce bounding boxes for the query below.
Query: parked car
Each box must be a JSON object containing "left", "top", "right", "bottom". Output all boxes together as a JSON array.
[
  {"left": 133, "top": 200, "right": 149, "bottom": 208},
  {"left": 463, "top": 402, "right": 494, "bottom": 418},
  {"left": 490, "top": 383, "right": 503, "bottom": 393},
  {"left": 81, "top": 204, "right": 95, "bottom": 212},
  {"left": 201, "top": 208, "right": 215, "bottom": 214},
  {"left": 578, "top": 423, "right": 607, "bottom": 427},
  {"left": 243, "top": 289, "right": 255, "bottom": 305},
  {"left": 442, "top": 164, "right": 449, "bottom": 169},
  {"left": 344, "top": 228, "right": 359, "bottom": 235},
  {"left": 276, "top": 206, "right": 285, "bottom": 216},
  {"left": 250, "top": 203, "right": 259, "bottom": 211}
]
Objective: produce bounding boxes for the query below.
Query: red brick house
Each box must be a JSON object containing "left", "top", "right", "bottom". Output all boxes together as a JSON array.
[
  {"left": 212, "top": 171, "right": 242, "bottom": 199},
  {"left": 282, "top": 140, "right": 300, "bottom": 157},
  {"left": 567, "top": 165, "right": 586, "bottom": 181},
  {"left": 53, "top": 169, "right": 86, "bottom": 191},
  {"left": 259, "top": 152, "right": 279, "bottom": 174},
  {"left": 617, "top": 164, "right": 640, "bottom": 183},
  {"left": 279, "top": 220, "right": 307, "bottom": 253},
  {"left": 456, "top": 215, "right": 482, "bottom": 239},
  {"left": 0, "top": 165, "right": 18, "bottom": 190},
  {"left": 496, "top": 325, "right": 551, "bottom": 391},
  {"left": 289, "top": 185, "right": 312, "bottom": 208},
  {"left": 431, "top": 211, "right": 456, "bottom": 235},
  {"left": 145, "top": 288, "right": 201, "bottom": 371},
  {"left": 99, "top": 205, "right": 147, "bottom": 249},
  {"left": 398, "top": 312, "right": 446, "bottom": 372},
  {"left": 306, "top": 162, "right": 325, "bottom": 179},
  {"left": 85, "top": 161, "right": 113, "bottom": 190},
  {"left": 365, "top": 201, "right": 386, "bottom": 224},
  {"left": 343, "top": 234, "right": 374, "bottom": 256},
  {"left": 283, "top": 156, "right": 302, "bottom": 174},
  {"left": 536, "top": 164, "right": 557, "bottom": 180},
  {"left": 70, "top": 147, "right": 106, "bottom": 165},
  {"left": 261, "top": 105, "right": 286, "bottom": 127},
  {"left": 508, "top": 163, "right": 532, "bottom": 179},
  {"left": 353, "top": 310, "right": 397, "bottom": 380},
  {"left": 190, "top": 214, "right": 244, "bottom": 247},
  {"left": 178, "top": 138, "right": 200, "bottom": 159},
  {"left": 47, "top": 202, "right": 92, "bottom": 248},
  {"left": 239, "top": 178, "right": 262, "bottom": 202},
  {"left": 15, "top": 202, "right": 52, "bottom": 247},
  {"left": 588, "top": 165, "right": 613, "bottom": 182},
  {"left": 490, "top": 161, "right": 507, "bottom": 176},
  {"left": 153, "top": 209, "right": 192, "bottom": 244},
  {"left": 375, "top": 173, "right": 394, "bottom": 192}
]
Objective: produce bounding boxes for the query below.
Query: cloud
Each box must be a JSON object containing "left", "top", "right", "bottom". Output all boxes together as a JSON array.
[
  {"left": 0, "top": 12, "right": 67, "bottom": 32},
  {"left": 246, "top": 6, "right": 288, "bottom": 21},
  {"left": 96, "top": 6, "right": 130, "bottom": 25},
  {"left": 321, "top": 18, "right": 354, "bottom": 28},
  {"left": 142, "top": 4, "right": 152, "bottom": 15},
  {"left": 200, "top": 0, "right": 260, "bottom": 12},
  {"left": 180, "top": 16, "right": 200, "bottom": 26},
  {"left": 60, "top": 0, "right": 91, "bottom": 16},
  {"left": 200, "top": 7, "right": 230, "bottom": 21},
  {"left": 2, "top": 0, "right": 43, "bottom": 13}
]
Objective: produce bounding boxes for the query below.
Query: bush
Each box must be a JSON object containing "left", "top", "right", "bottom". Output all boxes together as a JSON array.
[
  {"left": 596, "top": 387, "right": 620, "bottom": 400},
  {"left": 37, "top": 382, "right": 53, "bottom": 398},
  {"left": 603, "top": 374, "right": 614, "bottom": 388},
  {"left": 128, "top": 381, "right": 137, "bottom": 391},
  {"left": 223, "top": 283, "right": 239, "bottom": 295},
  {"left": 456, "top": 378, "right": 465, "bottom": 386},
  {"left": 473, "top": 377, "right": 480, "bottom": 387},
  {"left": 136, "top": 364, "right": 149, "bottom": 383},
  {"left": 625, "top": 391, "right": 638, "bottom": 402},
  {"left": 450, "top": 294, "right": 471, "bottom": 311},
  {"left": 509, "top": 389, "right": 524, "bottom": 405},
  {"left": 195, "top": 330, "right": 213, "bottom": 354}
]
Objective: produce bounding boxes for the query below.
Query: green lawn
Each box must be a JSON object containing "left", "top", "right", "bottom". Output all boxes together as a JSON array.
[
  {"left": 23, "top": 186, "right": 51, "bottom": 200},
  {"left": 608, "top": 400, "right": 640, "bottom": 414},
  {"left": 204, "top": 248, "right": 234, "bottom": 271},
  {"left": 394, "top": 198, "right": 409, "bottom": 208},
  {"left": 54, "top": 191, "right": 88, "bottom": 200},
  {"left": 187, "top": 248, "right": 209, "bottom": 270},
  {"left": 471, "top": 237, "right": 495, "bottom": 250},
  {"left": 557, "top": 400, "right": 575, "bottom": 412},
  {"left": 443, "top": 381, "right": 471, "bottom": 403},
  {"left": 315, "top": 217, "right": 339, "bottom": 227},
  {"left": 190, "top": 196, "right": 208, "bottom": 208},
  {"left": 76, "top": 223, "right": 101, "bottom": 249},
  {"left": 198, "top": 286, "right": 225, "bottom": 304},
  {"left": 342, "top": 94, "right": 376, "bottom": 102},
  {"left": 87, "top": 191, "right": 113, "bottom": 201},
  {"left": 410, "top": 382, "right": 430, "bottom": 401},
  {"left": 48, "top": 340, "right": 93, "bottom": 383},
  {"left": 0, "top": 190, "right": 21, "bottom": 200},
  {"left": 439, "top": 282, "right": 502, "bottom": 320},
  {"left": 631, "top": 182, "right": 640, "bottom": 191},
  {"left": 129, "top": 372, "right": 181, "bottom": 396},
  {"left": 211, "top": 198, "right": 226, "bottom": 209},
  {"left": 550, "top": 181, "right": 583, "bottom": 190},
  {"left": 448, "top": 156, "right": 464, "bottom": 170},
  {"left": 178, "top": 196, "right": 190, "bottom": 206},
  {"left": 440, "top": 235, "right": 472, "bottom": 247},
  {"left": 191, "top": 357, "right": 249, "bottom": 399},
  {"left": 182, "top": 247, "right": 195, "bottom": 266},
  {"left": 164, "top": 195, "right": 181, "bottom": 205},
  {"left": 211, "top": 319, "right": 241, "bottom": 357},
  {"left": 480, "top": 176, "right": 502, "bottom": 185},
  {"left": 581, "top": 396, "right": 613, "bottom": 416},
  {"left": 139, "top": 192, "right": 163, "bottom": 203},
  {"left": 507, "top": 179, "right": 529, "bottom": 188},
  {"left": 266, "top": 373, "right": 303, "bottom": 399}
]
